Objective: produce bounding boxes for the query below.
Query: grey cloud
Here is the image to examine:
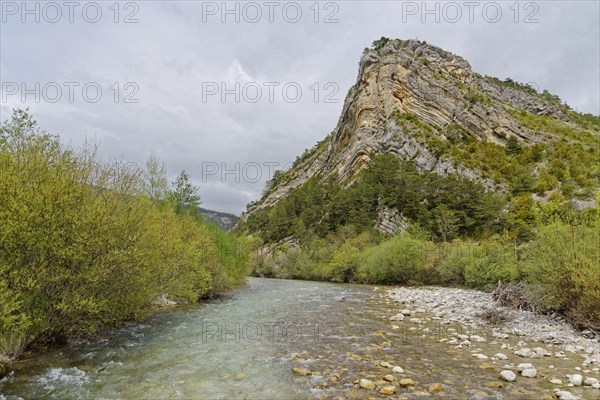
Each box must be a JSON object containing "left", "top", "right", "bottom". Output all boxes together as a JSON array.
[{"left": 1, "top": 1, "right": 598, "bottom": 214}]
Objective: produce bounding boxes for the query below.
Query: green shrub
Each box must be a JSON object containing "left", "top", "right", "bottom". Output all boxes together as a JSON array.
[
  {"left": 463, "top": 238, "right": 518, "bottom": 291},
  {"left": 436, "top": 240, "right": 476, "bottom": 285},
  {"left": 520, "top": 220, "right": 600, "bottom": 329},
  {"left": 0, "top": 109, "right": 249, "bottom": 374},
  {"left": 358, "top": 233, "right": 430, "bottom": 284}
]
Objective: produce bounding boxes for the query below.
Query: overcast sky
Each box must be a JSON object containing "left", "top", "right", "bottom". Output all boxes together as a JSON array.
[{"left": 1, "top": 0, "right": 599, "bottom": 214}]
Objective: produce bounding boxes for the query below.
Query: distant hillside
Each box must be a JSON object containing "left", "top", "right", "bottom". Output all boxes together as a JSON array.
[{"left": 200, "top": 208, "right": 239, "bottom": 231}]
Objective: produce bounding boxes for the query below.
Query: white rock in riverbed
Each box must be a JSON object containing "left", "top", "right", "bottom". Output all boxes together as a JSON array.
[
  {"left": 517, "top": 363, "right": 534, "bottom": 372},
  {"left": 494, "top": 353, "right": 508, "bottom": 360},
  {"left": 584, "top": 377, "right": 599, "bottom": 386},
  {"left": 500, "top": 370, "right": 517, "bottom": 382},
  {"left": 470, "top": 335, "right": 486, "bottom": 343},
  {"left": 521, "top": 368, "right": 537, "bottom": 378},
  {"left": 555, "top": 391, "right": 578, "bottom": 400},
  {"left": 568, "top": 374, "right": 583, "bottom": 386},
  {"left": 533, "top": 347, "right": 551, "bottom": 357},
  {"left": 550, "top": 378, "right": 562, "bottom": 384},
  {"left": 515, "top": 348, "right": 539, "bottom": 358},
  {"left": 390, "top": 314, "right": 404, "bottom": 321},
  {"left": 359, "top": 378, "right": 376, "bottom": 390},
  {"left": 392, "top": 366, "right": 404, "bottom": 373}
]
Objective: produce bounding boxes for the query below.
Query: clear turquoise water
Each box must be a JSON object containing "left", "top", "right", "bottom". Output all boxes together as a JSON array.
[{"left": 1, "top": 278, "right": 596, "bottom": 399}]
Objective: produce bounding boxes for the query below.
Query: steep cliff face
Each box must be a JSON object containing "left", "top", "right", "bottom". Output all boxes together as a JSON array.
[{"left": 243, "top": 38, "right": 594, "bottom": 220}]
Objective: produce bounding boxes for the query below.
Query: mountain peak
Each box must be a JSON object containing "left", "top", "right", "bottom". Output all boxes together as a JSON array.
[{"left": 241, "top": 38, "right": 598, "bottom": 218}]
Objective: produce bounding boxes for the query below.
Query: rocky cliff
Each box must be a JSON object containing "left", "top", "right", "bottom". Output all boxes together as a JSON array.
[
  {"left": 241, "top": 38, "right": 597, "bottom": 224},
  {"left": 199, "top": 208, "right": 239, "bottom": 231}
]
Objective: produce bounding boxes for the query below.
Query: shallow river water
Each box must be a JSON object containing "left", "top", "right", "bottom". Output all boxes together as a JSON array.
[{"left": 1, "top": 278, "right": 598, "bottom": 399}]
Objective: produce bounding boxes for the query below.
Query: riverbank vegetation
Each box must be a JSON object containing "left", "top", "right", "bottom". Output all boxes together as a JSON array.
[
  {"left": 241, "top": 155, "right": 600, "bottom": 331},
  {"left": 0, "top": 110, "right": 250, "bottom": 376}
]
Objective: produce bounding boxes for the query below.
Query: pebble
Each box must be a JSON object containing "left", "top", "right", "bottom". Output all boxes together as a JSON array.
[
  {"left": 358, "top": 378, "right": 376, "bottom": 390},
  {"left": 428, "top": 383, "right": 443, "bottom": 393},
  {"left": 389, "top": 314, "right": 404, "bottom": 321},
  {"left": 292, "top": 367, "right": 311, "bottom": 376},
  {"left": 471, "top": 335, "right": 486, "bottom": 343},
  {"left": 515, "top": 348, "right": 539, "bottom": 358},
  {"left": 401, "top": 309, "right": 412, "bottom": 316},
  {"left": 380, "top": 386, "right": 396, "bottom": 395},
  {"left": 392, "top": 366, "right": 404, "bottom": 373},
  {"left": 584, "top": 377, "right": 599, "bottom": 386},
  {"left": 399, "top": 378, "right": 415, "bottom": 387},
  {"left": 533, "top": 347, "right": 551, "bottom": 357},
  {"left": 521, "top": 368, "right": 538, "bottom": 378},
  {"left": 517, "top": 363, "right": 534, "bottom": 372},
  {"left": 383, "top": 374, "right": 395, "bottom": 382},
  {"left": 568, "top": 374, "right": 583, "bottom": 386},
  {"left": 380, "top": 361, "right": 392, "bottom": 368},
  {"left": 500, "top": 370, "right": 517, "bottom": 382},
  {"left": 494, "top": 353, "right": 508, "bottom": 360},
  {"left": 550, "top": 379, "right": 562, "bottom": 384},
  {"left": 555, "top": 391, "right": 578, "bottom": 400}
]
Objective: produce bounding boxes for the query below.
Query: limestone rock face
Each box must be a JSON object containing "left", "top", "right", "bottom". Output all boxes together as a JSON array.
[
  {"left": 375, "top": 201, "right": 409, "bottom": 236},
  {"left": 241, "top": 38, "right": 576, "bottom": 219}
]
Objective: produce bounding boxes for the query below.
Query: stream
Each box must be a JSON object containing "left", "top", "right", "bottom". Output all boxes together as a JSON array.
[{"left": 1, "top": 277, "right": 598, "bottom": 399}]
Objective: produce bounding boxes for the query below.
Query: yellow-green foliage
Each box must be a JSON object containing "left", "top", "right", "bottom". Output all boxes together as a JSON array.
[
  {"left": 357, "top": 233, "right": 432, "bottom": 285},
  {"left": 0, "top": 110, "right": 249, "bottom": 372},
  {"left": 521, "top": 219, "right": 600, "bottom": 328},
  {"left": 462, "top": 237, "right": 519, "bottom": 290}
]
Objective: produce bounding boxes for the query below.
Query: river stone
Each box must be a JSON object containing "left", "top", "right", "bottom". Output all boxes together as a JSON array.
[
  {"left": 428, "top": 383, "right": 443, "bottom": 393},
  {"left": 234, "top": 372, "right": 246, "bottom": 380},
  {"left": 392, "top": 366, "right": 404, "bottom": 373},
  {"left": 401, "top": 309, "right": 412, "bottom": 316},
  {"left": 383, "top": 374, "right": 395, "bottom": 382},
  {"left": 521, "top": 368, "right": 537, "bottom": 378},
  {"left": 380, "top": 386, "right": 396, "bottom": 395},
  {"left": 494, "top": 353, "right": 508, "bottom": 360},
  {"left": 399, "top": 378, "right": 415, "bottom": 387},
  {"left": 533, "top": 347, "right": 551, "bottom": 357},
  {"left": 500, "top": 370, "right": 517, "bottom": 382},
  {"left": 569, "top": 374, "right": 583, "bottom": 386},
  {"left": 515, "top": 348, "right": 539, "bottom": 358},
  {"left": 359, "top": 378, "right": 376, "bottom": 390},
  {"left": 550, "top": 378, "right": 562, "bottom": 384},
  {"left": 292, "top": 367, "right": 311, "bottom": 376},
  {"left": 380, "top": 361, "right": 392, "bottom": 368},
  {"left": 390, "top": 314, "right": 405, "bottom": 321},
  {"left": 584, "top": 377, "right": 599, "bottom": 386},
  {"left": 592, "top": 382, "right": 600, "bottom": 389},
  {"left": 471, "top": 335, "right": 486, "bottom": 343},
  {"left": 517, "top": 363, "right": 534, "bottom": 372},
  {"left": 555, "top": 391, "right": 578, "bottom": 400}
]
